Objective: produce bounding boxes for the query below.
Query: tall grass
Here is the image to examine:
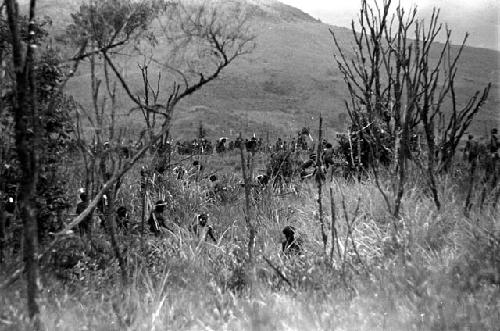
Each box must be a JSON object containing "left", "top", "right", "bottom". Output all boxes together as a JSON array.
[{"left": 1, "top": 151, "right": 498, "bottom": 330}]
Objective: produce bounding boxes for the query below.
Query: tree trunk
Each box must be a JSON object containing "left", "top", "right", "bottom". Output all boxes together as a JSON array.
[
  {"left": 239, "top": 140, "right": 255, "bottom": 263},
  {"left": 5, "top": 0, "right": 41, "bottom": 325},
  {"left": 422, "top": 118, "right": 441, "bottom": 210},
  {"left": 140, "top": 169, "right": 147, "bottom": 238},
  {"left": 105, "top": 186, "right": 128, "bottom": 288},
  {"left": 329, "top": 187, "right": 337, "bottom": 264},
  {"left": 0, "top": 204, "right": 5, "bottom": 264},
  {"left": 0, "top": 0, "right": 6, "bottom": 267},
  {"left": 315, "top": 115, "right": 327, "bottom": 255},
  {"left": 394, "top": 117, "right": 410, "bottom": 218}
]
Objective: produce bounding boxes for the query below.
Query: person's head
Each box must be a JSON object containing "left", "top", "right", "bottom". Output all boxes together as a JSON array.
[
  {"left": 154, "top": 200, "right": 167, "bottom": 213},
  {"left": 256, "top": 174, "right": 269, "bottom": 185},
  {"left": 78, "top": 188, "right": 88, "bottom": 202},
  {"left": 198, "top": 213, "right": 209, "bottom": 227},
  {"left": 116, "top": 206, "right": 128, "bottom": 218},
  {"left": 492, "top": 128, "right": 498, "bottom": 135},
  {"left": 209, "top": 174, "right": 217, "bottom": 182},
  {"left": 282, "top": 226, "right": 296, "bottom": 241},
  {"left": 5, "top": 197, "right": 15, "bottom": 214}
]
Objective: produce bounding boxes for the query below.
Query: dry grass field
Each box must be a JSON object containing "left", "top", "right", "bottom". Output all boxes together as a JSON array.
[{"left": 1, "top": 149, "right": 499, "bottom": 330}]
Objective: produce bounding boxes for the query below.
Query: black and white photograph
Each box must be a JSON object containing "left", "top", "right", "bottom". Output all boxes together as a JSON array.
[{"left": 0, "top": 0, "right": 498, "bottom": 329}]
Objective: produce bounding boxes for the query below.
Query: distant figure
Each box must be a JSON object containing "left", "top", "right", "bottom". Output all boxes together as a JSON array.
[
  {"left": 5, "top": 197, "right": 15, "bottom": 215},
  {"left": 207, "top": 175, "right": 227, "bottom": 203},
  {"left": 190, "top": 213, "right": 216, "bottom": 242},
  {"left": 275, "top": 138, "right": 283, "bottom": 151},
  {"left": 256, "top": 174, "right": 270, "bottom": 186},
  {"left": 246, "top": 137, "right": 257, "bottom": 153},
  {"left": 463, "top": 134, "right": 481, "bottom": 165},
  {"left": 323, "top": 143, "right": 335, "bottom": 169},
  {"left": 97, "top": 194, "right": 109, "bottom": 217},
  {"left": 116, "top": 206, "right": 129, "bottom": 232},
  {"left": 300, "top": 154, "right": 316, "bottom": 180},
  {"left": 148, "top": 200, "right": 170, "bottom": 236},
  {"left": 490, "top": 128, "right": 499, "bottom": 159},
  {"left": 97, "top": 173, "right": 112, "bottom": 216},
  {"left": 155, "top": 162, "right": 166, "bottom": 175},
  {"left": 4, "top": 197, "right": 15, "bottom": 229},
  {"left": 216, "top": 137, "right": 227, "bottom": 153},
  {"left": 290, "top": 138, "right": 296, "bottom": 152},
  {"left": 282, "top": 226, "right": 302, "bottom": 255},
  {"left": 173, "top": 166, "right": 186, "bottom": 180},
  {"left": 121, "top": 144, "right": 131, "bottom": 159},
  {"left": 76, "top": 188, "right": 92, "bottom": 236},
  {"left": 189, "top": 160, "right": 203, "bottom": 180},
  {"left": 192, "top": 160, "right": 203, "bottom": 171},
  {"left": 234, "top": 137, "right": 243, "bottom": 149}
]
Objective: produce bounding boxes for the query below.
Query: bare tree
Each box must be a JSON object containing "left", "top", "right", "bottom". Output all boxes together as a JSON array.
[
  {"left": 1, "top": 0, "right": 255, "bottom": 299},
  {"left": 138, "top": 58, "right": 161, "bottom": 141},
  {"left": 74, "top": 51, "right": 131, "bottom": 287},
  {"left": 331, "top": 0, "right": 491, "bottom": 217},
  {"left": 112, "top": 1, "right": 255, "bottom": 138},
  {"left": 67, "top": 0, "right": 254, "bottom": 147}
]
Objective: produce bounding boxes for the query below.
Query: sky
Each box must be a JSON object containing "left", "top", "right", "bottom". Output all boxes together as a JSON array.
[{"left": 280, "top": 0, "right": 500, "bottom": 50}]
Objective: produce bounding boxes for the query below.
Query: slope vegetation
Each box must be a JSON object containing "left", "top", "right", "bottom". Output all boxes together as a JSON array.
[{"left": 35, "top": 0, "right": 499, "bottom": 140}]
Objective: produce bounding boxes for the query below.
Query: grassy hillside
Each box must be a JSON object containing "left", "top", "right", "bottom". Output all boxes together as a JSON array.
[
  {"left": 1, "top": 150, "right": 498, "bottom": 330},
  {"left": 37, "top": 0, "right": 499, "bottom": 141}
]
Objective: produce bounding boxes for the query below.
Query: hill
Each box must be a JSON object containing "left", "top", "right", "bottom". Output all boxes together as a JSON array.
[{"left": 34, "top": 0, "right": 500, "bottom": 141}]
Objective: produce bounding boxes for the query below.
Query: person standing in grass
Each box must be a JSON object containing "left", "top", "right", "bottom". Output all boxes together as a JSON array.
[
  {"left": 76, "top": 188, "right": 92, "bottom": 237},
  {"left": 148, "top": 200, "right": 171, "bottom": 236}
]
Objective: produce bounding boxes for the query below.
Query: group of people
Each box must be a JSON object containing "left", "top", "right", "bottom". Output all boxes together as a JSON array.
[
  {"left": 463, "top": 128, "right": 499, "bottom": 166},
  {"left": 215, "top": 136, "right": 264, "bottom": 154},
  {"left": 170, "top": 127, "right": 316, "bottom": 157},
  {"left": 297, "top": 140, "right": 340, "bottom": 180},
  {"left": 75, "top": 188, "right": 218, "bottom": 243},
  {"left": 216, "top": 129, "right": 314, "bottom": 155},
  {"left": 147, "top": 200, "right": 216, "bottom": 242},
  {"left": 75, "top": 188, "right": 130, "bottom": 237},
  {"left": 176, "top": 139, "right": 214, "bottom": 155},
  {"left": 271, "top": 131, "right": 313, "bottom": 153},
  {"left": 146, "top": 196, "right": 303, "bottom": 255}
]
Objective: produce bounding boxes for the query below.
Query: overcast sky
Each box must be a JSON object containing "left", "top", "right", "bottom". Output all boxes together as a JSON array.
[{"left": 281, "top": 0, "right": 499, "bottom": 50}]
